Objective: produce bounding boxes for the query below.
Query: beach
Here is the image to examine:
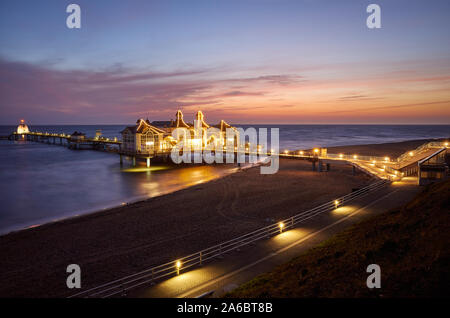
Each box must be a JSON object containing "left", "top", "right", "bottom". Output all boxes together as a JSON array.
[{"left": 0, "top": 138, "right": 444, "bottom": 297}]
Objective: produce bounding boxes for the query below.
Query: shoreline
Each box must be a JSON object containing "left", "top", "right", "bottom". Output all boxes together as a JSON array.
[
  {"left": 0, "top": 138, "right": 447, "bottom": 297},
  {"left": 2, "top": 137, "right": 446, "bottom": 237},
  {"left": 0, "top": 157, "right": 372, "bottom": 297},
  {"left": 0, "top": 159, "right": 267, "bottom": 238}
]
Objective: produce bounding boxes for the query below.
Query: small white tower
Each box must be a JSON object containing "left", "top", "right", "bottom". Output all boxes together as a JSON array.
[{"left": 17, "top": 119, "right": 30, "bottom": 134}]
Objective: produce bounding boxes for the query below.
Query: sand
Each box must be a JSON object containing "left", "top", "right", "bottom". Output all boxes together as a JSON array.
[
  {"left": 0, "top": 158, "right": 371, "bottom": 297},
  {"left": 0, "top": 138, "right": 444, "bottom": 297}
]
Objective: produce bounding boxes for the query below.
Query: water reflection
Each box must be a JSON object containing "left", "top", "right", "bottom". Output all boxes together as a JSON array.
[{"left": 0, "top": 140, "right": 236, "bottom": 234}]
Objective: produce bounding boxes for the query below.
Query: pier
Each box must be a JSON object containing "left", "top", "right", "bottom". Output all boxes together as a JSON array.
[
  {"left": 7, "top": 128, "right": 448, "bottom": 184},
  {"left": 9, "top": 131, "right": 121, "bottom": 151}
]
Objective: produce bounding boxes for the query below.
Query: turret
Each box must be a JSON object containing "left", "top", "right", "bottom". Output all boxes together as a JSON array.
[{"left": 17, "top": 119, "right": 29, "bottom": 134}]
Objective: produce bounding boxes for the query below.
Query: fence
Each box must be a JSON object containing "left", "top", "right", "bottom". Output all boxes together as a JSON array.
[
  {"left": 326, "top": 153, "right": 389, "bottom": 163},
  {"left": 396, "top": 141, "right": 447, "bottom": 164},
  {"left": 69, "top": 179, "right": 389, "bottom": 298}
]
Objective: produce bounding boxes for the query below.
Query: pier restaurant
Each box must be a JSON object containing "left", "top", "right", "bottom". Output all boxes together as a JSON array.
[{"left": 120, "top": 110, "right": 238, "bottom": 155}]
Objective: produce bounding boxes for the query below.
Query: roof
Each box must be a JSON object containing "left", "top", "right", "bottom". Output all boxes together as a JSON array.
[
  {"left": 151, "top": 121, "right": 172, "bottom": 128},
  {"left": 418, "top": 147, "right": 447, "bottom": 165},
  {"left": 194, "top": 111, "right": 210, "bottom": 128},
  {"left": 170, "top": 110, "right": 191, "bottom": 128},
  {"left": 71, "top": 131, "right": 86, "bottom": 136},
  {"left": 121, "top": 119, "right": 166, "bottom": 135},
  {"left": 120, "top": 126, "right": 137, "bottom": 134},
  {"left": 214, "top": 120, "right": 237, "bottom": 132}
]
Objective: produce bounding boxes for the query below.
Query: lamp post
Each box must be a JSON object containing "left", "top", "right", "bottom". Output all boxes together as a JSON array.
[
  {"left": 176, "top": 260, "right": 181, "bottom": 275},
  {"left": 279, "top": 222, "right": 284, "bottom": 233}
]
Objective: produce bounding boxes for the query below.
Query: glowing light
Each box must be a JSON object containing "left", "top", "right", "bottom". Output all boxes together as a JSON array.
[
  {"left": 284, "top": 150, "right": 289, "bottom": 154},
  {"left": 278, "top": 222, "right": 285, "bottom": 233},
  {"left": 145, "top": 141, "right": 154, "bottom": 146},
  {"left": 314, "top": 148, "right": 319, "bottom": 153},
  {"left": 299, "top": 151, "right": 304, "bottom": 155},
  {"left": 339, "top": 154, "right": 343, "bottom": 158},
  {"left": 372, "top": 160, "right": 376, "bottom": 164},
  {"left": 353, "top": 155, "right": 358, "bottom": 159},
  {"left": 409, "top": 151, "right": 414, "bottom": 156},
  {"left": 445, "top": 142, "right": 449, "bottom": 147},
  {"left": 176, "top": 260, "right": 181, "bottom": 275},
  {"left": 334, "top": 200, "right": 340, "bottom": 208},
  {"left": 384, "top": 157, "right": 389, "bottom": 162}
]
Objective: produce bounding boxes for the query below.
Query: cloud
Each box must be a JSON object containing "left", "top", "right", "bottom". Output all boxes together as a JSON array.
[
  {"left": 1, "top": 56, "right": 449, "bottom": 124},
  {"left": 0, "top": 58, "right": 219, "bottom": 123},
  {"left": 0, "top": 58, "right": 304, "bottom": 124},
  {"left": 224, "top": 74, "right": 305, "bottom": 85},
  {"left": 221, "top": 90, "right": 265, "bottom": 97},
  {"left": 337, "top": 94, "right": 383, "bottom": 102},
  {"left": 329, "top": 100, "right": 450, "bottom": 114}
]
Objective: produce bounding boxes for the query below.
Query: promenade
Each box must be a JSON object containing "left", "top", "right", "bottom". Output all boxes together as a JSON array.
[{"left": 132, "top": 178, "right": 419, "bottom": 298}]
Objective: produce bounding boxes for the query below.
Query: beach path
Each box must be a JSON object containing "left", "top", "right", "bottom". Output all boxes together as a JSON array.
[{"left": 131, "top": 177, "right": 420, "bottom": 298}]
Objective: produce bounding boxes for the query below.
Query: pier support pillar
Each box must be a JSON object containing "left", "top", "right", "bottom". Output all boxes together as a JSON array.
[
  {"left": 318, "top": 160, "right": 322, "bottom": 172},
  {"left": 132, "top": 156, "right": 136, "bottom": 167},
  {"left": 312, "top": 161, "right": 316, "bottom": 171},
  {"left": 146, "top": 157, "right": 151, "bottom": 168},
  {"left": 352, "top": 165, "right": 356, "bottom": 175},
  {"left": 120, "top": 155, "right": 123, "bottom": 166}
]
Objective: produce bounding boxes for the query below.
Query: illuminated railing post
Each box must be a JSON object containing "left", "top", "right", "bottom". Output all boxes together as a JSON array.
[
  {"left": 176, "top": 260, "right": 181, "bottom": 275},
  {"left": 334, "top": 200, "right": 340, "bottom": 209},
  {"left": 279, "top": 222, "right": 284, "bottom": 234}
]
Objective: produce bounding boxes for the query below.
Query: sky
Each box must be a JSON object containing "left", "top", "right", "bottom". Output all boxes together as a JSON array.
[{"left": 0, "top": 0, "right": 449, "bottom": 125}]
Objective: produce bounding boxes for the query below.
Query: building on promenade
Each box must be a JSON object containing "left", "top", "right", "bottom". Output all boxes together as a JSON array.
[{"left": 120, "top": 110, "right": 238, "bottom": 155}]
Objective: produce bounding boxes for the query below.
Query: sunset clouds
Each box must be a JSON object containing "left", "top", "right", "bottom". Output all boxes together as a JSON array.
[{"left": 0, "top": 0, "right": 449, "bottom": 124}]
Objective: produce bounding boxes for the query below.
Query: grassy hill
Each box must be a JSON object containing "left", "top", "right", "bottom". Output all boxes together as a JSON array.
[{"left": 227, "top": 180, "right": 450, "bottom": 298}]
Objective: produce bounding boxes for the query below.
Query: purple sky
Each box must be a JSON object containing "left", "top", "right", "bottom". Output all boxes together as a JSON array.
[{"left": 1, "top": 0, "right": 449, "bottom": 124}]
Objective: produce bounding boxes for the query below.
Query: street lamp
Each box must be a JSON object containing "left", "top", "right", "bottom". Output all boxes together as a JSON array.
[
  {"left": 176, "top": 260, "right": 181, "bottom": 275},
  {"left": 278, "top": 222, "right": 285, "bottom": 233}
]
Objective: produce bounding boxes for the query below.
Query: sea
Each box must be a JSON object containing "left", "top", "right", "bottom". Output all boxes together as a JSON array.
[{"left": 0, "top": 124, "right": 448, "bottom": 235}]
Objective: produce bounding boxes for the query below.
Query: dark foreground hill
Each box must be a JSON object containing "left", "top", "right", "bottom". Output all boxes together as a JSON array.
[{"left": 227, "top": 179, "right": 450, "bottom": 298}]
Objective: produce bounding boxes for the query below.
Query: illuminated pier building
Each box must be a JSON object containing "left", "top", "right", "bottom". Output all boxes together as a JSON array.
[{"left": 120, "top": 110, "right": 238, "bottom": 155}]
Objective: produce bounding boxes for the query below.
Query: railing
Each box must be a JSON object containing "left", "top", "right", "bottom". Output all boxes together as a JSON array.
[
  {"left": 326, "top": 153, "right": 388, "bottom": 163},
  {"left": 396, "top": 141, "right": 447, "bottom": 164},
  {"left": 69, "top": 179, "right": 389, "bottom": 298}
]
